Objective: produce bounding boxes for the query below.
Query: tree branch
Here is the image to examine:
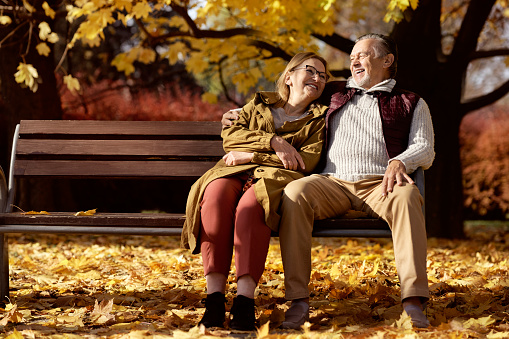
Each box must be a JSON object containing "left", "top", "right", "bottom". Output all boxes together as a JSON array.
[
  {"left": 329, "top": 68, "right": 351, "bottom": 79},
  {"left": 217, "top": 57, "right": 243, "bottom": 107},
  {"left": 469, "top": 48, "right": 509, "bottom": 61},
  {"left": 312, "top": 33, "right": 354, "bottom": 54},
  {"left": 245, "top": 39, "right": 292, "bottom": 60},
  {"left": 460, "top": 79, "right": 509, "bottom": 114},
  {"left": 450, "top": 0, "right": 496, "bottom": 65}
]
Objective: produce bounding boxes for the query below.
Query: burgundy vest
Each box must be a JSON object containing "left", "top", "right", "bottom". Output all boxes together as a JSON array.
[{"left": 314, "top": 81, "right": 421, "bottom": 173}]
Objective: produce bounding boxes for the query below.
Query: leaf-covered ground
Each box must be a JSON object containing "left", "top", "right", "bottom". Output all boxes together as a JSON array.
[{"left": 1, "top": 222, "right": 509, "bottom": 338}]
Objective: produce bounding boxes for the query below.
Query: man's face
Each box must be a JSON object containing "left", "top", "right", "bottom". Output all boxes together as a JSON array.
[{"left": 350, "top": 39, "right": 391, "bottom": 89}]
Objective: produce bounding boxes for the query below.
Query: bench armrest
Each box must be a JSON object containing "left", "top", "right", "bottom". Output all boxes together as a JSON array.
[
  {"left": 412, "top": 167, "right": 425, "bottom": 198},
  {"left": 0, "top": 166, "right": 6, "bottom": 213}
]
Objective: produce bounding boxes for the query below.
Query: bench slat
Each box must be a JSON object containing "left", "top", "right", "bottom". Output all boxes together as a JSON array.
[
  {"left": 0, "top": 213, "right": 390, "bottom": 237},
  {"left": 14, "top": 160, "right": 218, "bottom": 178},
  {"left": 16, "top": 139, "right": 224, "bottom": 158},
  {"left": 0, "top": 212, "right": 185, "bottom": 227},
  {"left": 19, "top": 120, "right": 222, "bottom": 138}
]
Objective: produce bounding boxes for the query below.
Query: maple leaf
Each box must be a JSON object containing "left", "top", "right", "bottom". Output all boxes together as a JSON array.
[
  {"left": 14, "top": 62, "right": 39, "bottom": 92},
  {"left": 42, "top": 2, "right": 56, "bottom": 19},
  {"left": 0, "top": 15, "right": 12, "bottom": 25},
  {"left": 36, "top": 42, "right": 51, "bottom": 57},
  {"left": 4, "top": 329, "right": 23, "bottom": 339},
  {"left": 23, "top": 210, "right": 50, "bottom": 215},
  {"left": 0, "top": 304, "right": 23, "bottom": 326},
  {"left": 63, "top": 74, "right": 81, "bottom": 95},
  {"left": 75, "top": 208, "right": 97, "bottom": 216},
  {"left": 90, "top": 299, "right": 115, "bottom": 325},
  {"left": 394, "top": 310, "right": 413, "bottom": 330},
  {"left": 38, "top": 22, "right": 52, "bottom": 40},
  {"left": 256, "top": 320, "right": 269, "bottom": 338}
]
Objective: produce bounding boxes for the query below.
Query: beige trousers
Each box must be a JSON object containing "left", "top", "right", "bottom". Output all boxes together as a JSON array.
[{"left": 279, "top": 174, "right": 429, "bottom": 301}]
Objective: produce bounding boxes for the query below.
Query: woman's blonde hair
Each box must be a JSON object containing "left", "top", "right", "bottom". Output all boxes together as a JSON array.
[{"left": 275, "top": 52, "right": 329, "bottom": 102}]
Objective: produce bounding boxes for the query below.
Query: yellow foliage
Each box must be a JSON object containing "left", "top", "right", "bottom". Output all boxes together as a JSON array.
[
  {"left": 38, "top": 22, "right": 52, "bottom": 41},
  {"left": 63, "top": 74, "right": 81, "bottom": 95},
  {"left": 23, "top": 210, "right": 50, "bottom": 215},
  {"left": 132, "top": 1, "right": 153, "bottom": 19},
  {"left": 14, "top": 62, "right": 39, "bottom": 92},
  {"left": 201, "top": 92, "right": 218, "bottom": 104},
  {"left": 42, "top": 2, "right": 56, "bottom": 19},
  {"left": 111, "top": 53, "right": 136, "bottom": 75},
  {"left": 0, "top": 15, "right": 12, "bottom": 25},
  {"left": 74, "top": 208, "right": 97, "bottom": 216},
  {"left": 36, "top": 42, "right": 51, "bottom": 56},
  {"left": 22, "top": 0, "right": 35, "bottom": 13}
]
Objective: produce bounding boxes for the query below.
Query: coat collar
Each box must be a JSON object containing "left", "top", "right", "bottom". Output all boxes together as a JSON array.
[
  {"left": 346, "top": 77, "right": 396, "bottom": 95},
  {"left": 256, "top": 91, "right": 328, "bottom": 120}
]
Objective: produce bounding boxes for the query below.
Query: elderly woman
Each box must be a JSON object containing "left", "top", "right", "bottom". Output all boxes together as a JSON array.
[{"left": 181, "top": 52, "right": 329, "bottom": 331}]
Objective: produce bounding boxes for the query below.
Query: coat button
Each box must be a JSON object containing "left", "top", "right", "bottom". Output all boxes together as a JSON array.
[{"left": 257, "top": 169, "right": 264, "bottom": 172}]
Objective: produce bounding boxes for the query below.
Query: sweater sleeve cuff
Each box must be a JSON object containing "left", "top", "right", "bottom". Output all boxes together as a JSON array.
[{"left": 389, "top": 157, "right": 411, "bottom": 173}]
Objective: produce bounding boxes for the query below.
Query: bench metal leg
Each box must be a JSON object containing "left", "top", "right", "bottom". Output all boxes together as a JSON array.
[{"left": 0, "top": 234, "right": 9, "bottom": 304}]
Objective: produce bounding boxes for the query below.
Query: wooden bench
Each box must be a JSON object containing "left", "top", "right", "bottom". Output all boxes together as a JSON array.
[{"left": 0, "top": 120, "right": 424, "bottom": 302}]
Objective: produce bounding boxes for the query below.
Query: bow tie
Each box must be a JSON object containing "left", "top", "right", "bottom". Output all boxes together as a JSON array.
[{"left": 354, "top": 89, "right": 380, "bottom": 97}]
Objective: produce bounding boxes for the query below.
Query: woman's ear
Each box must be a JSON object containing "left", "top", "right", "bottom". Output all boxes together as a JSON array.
[
  {"left": 383, "top": 54, "right": 395, "bottom": 68},
  {"left": 285, "top": 72, "right": 292, "bottom": 86}
]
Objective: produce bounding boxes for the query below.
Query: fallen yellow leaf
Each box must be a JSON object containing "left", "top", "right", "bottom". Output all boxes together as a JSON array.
[
  {"left": 75, "top": 208, "right": 97, "bottom": 216},
  {"left": 23, "top": 210, "right": 50, "bottom": 215}
]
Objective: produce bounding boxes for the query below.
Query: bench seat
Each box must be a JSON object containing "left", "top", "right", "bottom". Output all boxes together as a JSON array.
[{"left": 0, "top": 119, "right": 418, "bottom": 302}]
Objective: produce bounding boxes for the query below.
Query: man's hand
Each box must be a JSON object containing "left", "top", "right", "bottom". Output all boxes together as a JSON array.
[
  {"left": 381, "top": 160, "right": 414, "bottom": 196},
  {"left": 270, "top": 136, "right": 305, "bottom": 171},
  {"left": 221, "top": 108, "right": 241, "bottom": 128},
  {"left": 223, "top": 151, "right": 253, "bottom": 166}
]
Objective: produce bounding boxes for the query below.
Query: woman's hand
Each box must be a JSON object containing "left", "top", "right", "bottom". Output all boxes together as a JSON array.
[
  {"left": 223, "top": 151, "right": 254, "bottom": 166},
  {"left": 221, "top": 108, "right": 241, "bottom": 128},
  {"left": 270, "top": 136, "right": 305, "bottom": 171}
]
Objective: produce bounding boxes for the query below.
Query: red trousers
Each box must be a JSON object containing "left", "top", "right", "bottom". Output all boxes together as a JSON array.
[{"left": 200, "top": 174, "right": 272, "bottom": 283}]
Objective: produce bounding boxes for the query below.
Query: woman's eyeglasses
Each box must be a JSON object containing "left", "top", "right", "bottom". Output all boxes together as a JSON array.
[{"left": 293, "top": 65, "right": 329, "bottom": 82}]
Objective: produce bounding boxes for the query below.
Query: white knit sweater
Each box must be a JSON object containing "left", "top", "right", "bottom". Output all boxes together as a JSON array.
[{"left": 321, "top": 78, "right": 435, "bottom": 182}]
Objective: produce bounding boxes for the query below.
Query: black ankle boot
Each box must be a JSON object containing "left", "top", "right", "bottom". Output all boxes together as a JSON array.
[
  {"left": 199, "top": 292, "right": 226, "bottom": 328},
  {"left": 229, "top": 295, "right": 256, "bottom": 331}
]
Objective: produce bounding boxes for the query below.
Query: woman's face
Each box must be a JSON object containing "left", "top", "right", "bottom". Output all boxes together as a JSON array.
[{"left": 286, "top": 58, "right": 327, "bottom": 103}]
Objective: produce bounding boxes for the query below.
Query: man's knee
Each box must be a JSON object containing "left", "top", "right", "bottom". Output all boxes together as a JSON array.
[
  {"left": 391, "top": 183, "right": 423, "bottom": 206},
  {"left": 283, "top": 179, "right": 308, "bottom": 204}
]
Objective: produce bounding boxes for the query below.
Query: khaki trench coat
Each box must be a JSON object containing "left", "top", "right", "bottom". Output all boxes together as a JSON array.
[{"left": 181, "top": 92, "right": 328, "bottom": 253}]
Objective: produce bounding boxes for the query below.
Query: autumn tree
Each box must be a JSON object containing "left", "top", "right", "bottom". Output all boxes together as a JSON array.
[{"left": 1, "top": 0, "right": 509, "bottom": 236}]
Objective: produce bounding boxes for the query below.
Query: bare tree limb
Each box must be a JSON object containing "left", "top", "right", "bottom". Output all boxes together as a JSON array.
[
  {"left": 312, "top": 32, "right": 354, "bottom": 54},
  {"left": 217, "top": 57, "right": 243, "bottom": 107},
  {"left": 470, "top": 48, "right": 509, "bottom": 61},
  {"left": 450, "top": 0, "right": 496, "bottom": 65},
  {"left": 460, "top": 79, "right": 509, "bottom": 114}
]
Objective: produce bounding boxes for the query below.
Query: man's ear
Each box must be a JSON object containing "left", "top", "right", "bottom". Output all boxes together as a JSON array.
[{"left": 383, "top": 54, "right": 395, "bottom": 68}]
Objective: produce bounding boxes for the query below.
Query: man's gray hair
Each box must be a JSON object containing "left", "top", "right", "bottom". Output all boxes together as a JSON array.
[{"left": 356, "top": 33, "right": 398, "bottom": 78}]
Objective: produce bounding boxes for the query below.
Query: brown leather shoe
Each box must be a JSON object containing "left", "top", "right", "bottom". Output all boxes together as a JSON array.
[{"left": 281, "top": 300, "right": 309, "bottom": 330}]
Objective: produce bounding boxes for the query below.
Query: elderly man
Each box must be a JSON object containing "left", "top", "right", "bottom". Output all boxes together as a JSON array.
[{"left": 223, "top": 33, "right": 434, "bottom": 329}]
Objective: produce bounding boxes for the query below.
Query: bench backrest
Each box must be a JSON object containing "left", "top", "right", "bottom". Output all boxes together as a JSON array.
[
  {"left": 12, "top": 120, "right": 224, "bottom": 179},
  {"left": 5, "top": 120, "right": 225, "bottom": 212}
]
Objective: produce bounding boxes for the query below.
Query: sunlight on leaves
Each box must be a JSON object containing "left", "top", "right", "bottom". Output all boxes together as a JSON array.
[
  {"left": 23, "top": 210, "right": 50, "bottom": 215},
  {"left": 36, "top": 42, "right": 51, "bottom": 56},
  {"left": 63, "top": 74, "right": 81, "bottom": 95},
  {"left": 42, "top": 2, "right": 56, "bottom": 19},
  {"left": 0, "top": 15, "right": 12, "bottom": 25},
  {"left": 14, "top": 62, "right": 39, "bottom": 92},
  {"left": 74, "top": 208, "right": 97, "bottom": 216}
]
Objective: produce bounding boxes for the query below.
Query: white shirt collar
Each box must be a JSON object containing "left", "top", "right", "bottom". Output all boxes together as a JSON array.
[{"left": 346, "top": 77, "right": 396, "bottom": 94}]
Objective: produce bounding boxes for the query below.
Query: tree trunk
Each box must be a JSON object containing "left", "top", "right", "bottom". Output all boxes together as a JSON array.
[
  {"left": 391, "top": 0, "right": 465, "bottom": 238},
  {"left": 0, "top": 24, "right": 63, "bottom": 211}
]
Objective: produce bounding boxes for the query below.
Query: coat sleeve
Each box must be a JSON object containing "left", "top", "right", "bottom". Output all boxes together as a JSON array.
[
  {"left": 221, "top": 99, "right": 275, "bottom": 153},
  {"left": 251, "top": 118, "right": 325, "bottom": 175}
]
